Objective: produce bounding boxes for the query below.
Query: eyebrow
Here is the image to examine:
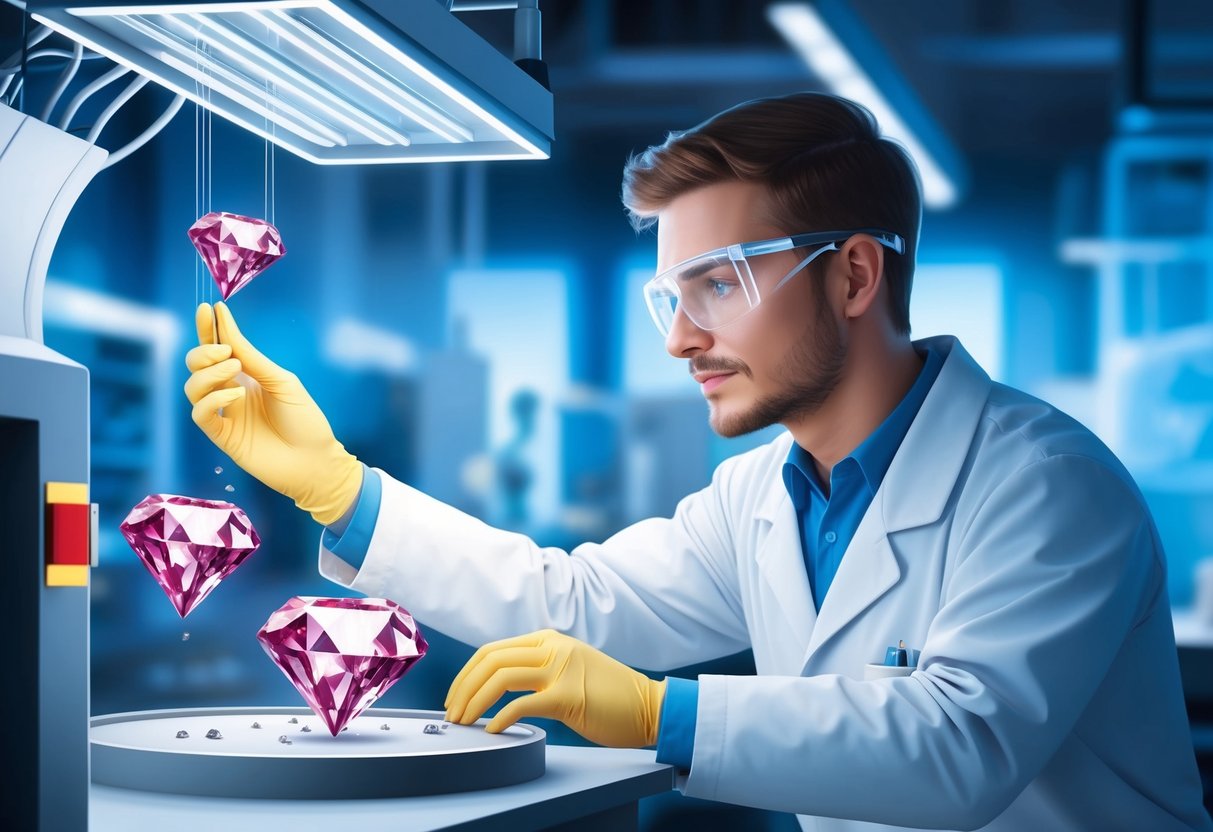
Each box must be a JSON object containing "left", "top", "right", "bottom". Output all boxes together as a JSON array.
[{"left": 676, "top": 258, "right": 730, "bottom": 283}]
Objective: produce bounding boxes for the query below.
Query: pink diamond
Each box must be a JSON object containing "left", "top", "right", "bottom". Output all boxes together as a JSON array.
[
  {"left": 257, "top": 597, "right": 428, "bottom": 736},
  {"left": 119, "top": 494, "right": 261, "bottom": 618},
  {"left": 187, "top": 211, "right": 286, "bottom": 300}
]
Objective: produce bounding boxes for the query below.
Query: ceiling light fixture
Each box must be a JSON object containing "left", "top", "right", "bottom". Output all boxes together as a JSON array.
[
  {"left": 768, "top": 1, "right": 965, "bottom": 209},
  {"left": 26, "top": 0, "right": 553, "bottom": 164}
]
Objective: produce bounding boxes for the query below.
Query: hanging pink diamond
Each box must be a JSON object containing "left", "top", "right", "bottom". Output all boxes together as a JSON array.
[
  {"left": 188, "top": 211, "right": 286, "bottom": 300},
  {"left": 120, "top": 494, "right": 261, "bottom": 618},
  {"left": 257, "top": 597, "right": 428, "bottom": 736}
]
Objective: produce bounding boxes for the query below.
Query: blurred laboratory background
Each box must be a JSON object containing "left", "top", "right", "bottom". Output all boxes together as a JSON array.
[{"left": 4, "top": 0, "right": 1213, "bottom": 827}]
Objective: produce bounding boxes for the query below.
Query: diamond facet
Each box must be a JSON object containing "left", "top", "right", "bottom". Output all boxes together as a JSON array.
[
  {"left": 188, "top": 211, "right": 286, "bottom": 300},
  {"left": 120, "top": 494, "right": 261, "bottom": 618},
  {"left": 257, "top": 597, "right": 428, "bottom": 736}
]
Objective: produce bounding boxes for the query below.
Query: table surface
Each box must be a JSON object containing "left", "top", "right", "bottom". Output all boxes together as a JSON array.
[{"left": 90, "top": 744, "right": 675, "bottom": 831}]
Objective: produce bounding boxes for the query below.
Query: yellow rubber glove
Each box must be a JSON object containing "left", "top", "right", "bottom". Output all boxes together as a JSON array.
[
  {"left": 444, "top": 629, "right": 667, "bottom": 748},
  {"left": 183, "top": 302, "right": 362, "bottom": 526}
]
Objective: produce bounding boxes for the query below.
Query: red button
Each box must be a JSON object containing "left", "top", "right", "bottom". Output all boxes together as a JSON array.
[{"left": 49, "top": 502, "right": 90, "bottom": 565}]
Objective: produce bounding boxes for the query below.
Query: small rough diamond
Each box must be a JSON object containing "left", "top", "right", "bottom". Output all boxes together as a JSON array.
[
  {"left": 214, "top": 466, "right": 223, "bottom": 475},
  {"left": 257, "top": 596, "right": 428, "bottom": 737},
  {"left": 120, "top": 495, "right": 260, "bottom": 618},
  {"left": 188, "top": 211, "right": 286, "bottom": 300},
  {"left": 182, "top": 632, "right": 190, "bottom": 641},
  {"left": 288, "top": 717, "right": 298, "bottom": 724},
  {"left": 206, "top": 729, "right": 222, "bottom": 740},
  {"left": 441, "top": 723, "right": 450, "bottom": 730},
  {"left": 278, "top": 735, "right": 291, "bottom": 744},
  {"left": 423, "top": 723, "right": 441, "bottom": 735},
  {"left": 379, "top": 724, "right": 390, "bottom": 731},
  {"left": 251, "top": 722, "right": 261, "bottom": 729},
  {"left": 176, "top": 730, "right": 189, "bottom": 739},
  {"left": 224, "top": 485, "right": 235, "bottom": 493},
  {"left": 300, "top": 725, "right": 312, "bottom": 733}
]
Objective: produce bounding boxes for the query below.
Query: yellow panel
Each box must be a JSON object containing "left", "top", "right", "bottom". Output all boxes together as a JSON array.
[
  {"left": 47, "top": 482, "right": 88, "bottom": 505},
  {"left": 46, "top": 564, "right": 89, "bottom": 587}
]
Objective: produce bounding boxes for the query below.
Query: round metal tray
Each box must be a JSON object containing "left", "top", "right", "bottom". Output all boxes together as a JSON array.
[{"left": 91, "top": 706, "right": 545, "bottom": 799}]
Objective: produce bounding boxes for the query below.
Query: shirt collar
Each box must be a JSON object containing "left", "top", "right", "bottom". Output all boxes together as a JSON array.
[{"left": 781, "top": 344, "right": 945, "bottom": 508}]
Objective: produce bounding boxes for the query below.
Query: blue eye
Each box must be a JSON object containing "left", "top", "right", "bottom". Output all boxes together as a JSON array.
[{"left": 709, "top": 279, "right": 737, "bottom": 300}]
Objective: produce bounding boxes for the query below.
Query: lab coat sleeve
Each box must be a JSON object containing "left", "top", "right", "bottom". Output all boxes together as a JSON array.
[
  {"left": 683, "top": 454, "right": 1162, "bottom": 829},
  {"left": 318, "top": 461, "right": 753, "bottom": 671}
]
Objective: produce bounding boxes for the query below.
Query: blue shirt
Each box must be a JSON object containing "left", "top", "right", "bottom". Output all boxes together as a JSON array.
[
  {"left": 783, "top": 346, "right": 944, "bottom": 610},
  {"left": 322, "top": 462, "right": 381, "bottom": 571},
  {"left": 656, "top": 344, "right": 945, "bottom": 770}
]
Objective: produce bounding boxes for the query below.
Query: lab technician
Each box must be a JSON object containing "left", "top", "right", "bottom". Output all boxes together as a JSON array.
[{"left": 183, "top": 92, "right": 1212, "bottom": 831}]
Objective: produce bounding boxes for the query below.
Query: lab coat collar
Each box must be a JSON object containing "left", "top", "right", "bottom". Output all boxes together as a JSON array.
[
  {"left": 808, "top": 337, "right": 991, "bottom": 664},
  {"left": 752, "top": 335, "right": 990, "bottom": 530},
  {"left": 880, "top": 335, "right": 992, "bottom": 533},
  {"left": 752, "top": 336, "right": 992, "bottom": 666},
  {"left": 754, "top": 492, "right": 818, "bottom": 653}
]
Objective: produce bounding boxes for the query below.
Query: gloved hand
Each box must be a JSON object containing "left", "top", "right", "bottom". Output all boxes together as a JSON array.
[
  {"left": 444, "top": 629, "right": 667, "bottom": 748},
  {"left": 183, "top": 302, "right": 362, "bottom": 526}
]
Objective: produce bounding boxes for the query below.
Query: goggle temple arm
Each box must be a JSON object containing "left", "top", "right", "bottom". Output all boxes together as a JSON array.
[{"left": 770, "top": 242, "right": 840, "bottom": 294}]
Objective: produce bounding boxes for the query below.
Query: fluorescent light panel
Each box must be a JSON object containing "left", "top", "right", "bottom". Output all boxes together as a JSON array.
[
  {"left": 30, "top": 0, "right": 552, "bottom": 164},
  {"left": 768, "top": 2, "right": 961, "bottom": 209}
]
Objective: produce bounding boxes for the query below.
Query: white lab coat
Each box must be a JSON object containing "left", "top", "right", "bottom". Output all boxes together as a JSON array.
[{"left": 320, "top": 336, "right": 1211, "bottom": 831}]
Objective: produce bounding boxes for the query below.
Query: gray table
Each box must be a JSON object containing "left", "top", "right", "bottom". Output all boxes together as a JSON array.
[{"left": 91, "top": 744, "right": 675, "bottom": 831}]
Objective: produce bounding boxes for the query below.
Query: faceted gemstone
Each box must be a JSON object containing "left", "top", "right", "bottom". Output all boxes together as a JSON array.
[
  {"left": 120, "top": 494, "right": 261, "bottom": 618},
  {"left": 188, "top": 211, "right": 286, "bottom": 300},
  {"left": 257, "top": 597, "right": 428, "bottom": 736}
]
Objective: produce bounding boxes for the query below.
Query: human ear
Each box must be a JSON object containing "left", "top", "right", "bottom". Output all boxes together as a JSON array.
[{"left": 840, "top": 235, "right": 885, "bottom": 320}]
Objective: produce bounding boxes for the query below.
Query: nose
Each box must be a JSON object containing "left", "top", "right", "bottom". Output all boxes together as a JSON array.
[{"left": 665, "top": 306, "right": 712, "bottom": 358}]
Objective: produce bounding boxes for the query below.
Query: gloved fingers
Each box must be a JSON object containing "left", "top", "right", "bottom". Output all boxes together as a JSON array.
[
  {"left": 195, "top": 303, "right": 217, "bottom": 346},
  {"left": 485, "top": 690, "right": 561, "bottom": 734},
  {"left": 184, "top": 358, "right": 243, "bottom": 405},
  {"left": 190, "top": 385, "right": 247, "bottom": 438},
  {"left": 451, "top": 665, "right": 551, "bottom": 726},
  {"left": 445, "top": 630, "right": 553, "bottom": 708},
  {"left": 185, "top": 343, "right": 233, "bottom": 373},
  {"left": 214, "top": 302, "right": 291, "bottom": 386},
  {"left": 445, "top": 645, "right": 548, "bottom": 720}
]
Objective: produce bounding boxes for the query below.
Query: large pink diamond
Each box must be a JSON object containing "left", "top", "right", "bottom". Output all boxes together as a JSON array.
[
  {"left": 188, "top": 211, "right": 286, "bottom": 300},
  {"left": 257, "top": 597, "right": 428, "bottom": 736},
  {"left": 120, "top": 494, "right": 261, "bottom": 618}
]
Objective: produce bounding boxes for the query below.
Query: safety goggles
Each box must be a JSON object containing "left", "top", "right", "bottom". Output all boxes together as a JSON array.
[{"left": 642, "top": 229, "right": 905, "bottom": 337}]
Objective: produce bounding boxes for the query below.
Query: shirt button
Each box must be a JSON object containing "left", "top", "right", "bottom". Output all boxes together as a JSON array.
[{"left": 824, "top": 531, "right": 837, "bottom": 544}]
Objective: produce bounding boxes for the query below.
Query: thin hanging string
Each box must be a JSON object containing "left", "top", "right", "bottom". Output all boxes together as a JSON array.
[
  {"left": 206, "top": 68, "right": 213, "bottom": 309},
  {"left": 271, "top": 116, "right": 276, "bottom": 226},
  {"left": 264, "top": 76, "right": 276, "bottom": 227},
  {"left": 194, "top": 36, "right": 201, "bottom": 315},
  {"left": 264, "top": 75, "right": 269, "bottom": 224}
]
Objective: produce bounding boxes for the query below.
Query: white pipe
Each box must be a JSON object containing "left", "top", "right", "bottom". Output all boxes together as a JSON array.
[
  {"left": 102, "top": 92, "right": 185, "bottom": 168},
  {"left": 58, "top": 64, "right": 130, "bottom": 130},
  {"left": 86, "top": 73, "right": 148, "bottom": 143}
]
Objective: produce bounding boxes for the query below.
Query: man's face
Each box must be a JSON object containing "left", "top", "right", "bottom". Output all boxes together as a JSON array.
[{"left": 655, "top": 180, "right": 847, "bottom": 438}]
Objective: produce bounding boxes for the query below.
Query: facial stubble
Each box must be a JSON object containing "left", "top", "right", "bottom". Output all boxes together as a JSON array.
[{"left": 708, "top": 287, "right": 847, "bottom": 438}]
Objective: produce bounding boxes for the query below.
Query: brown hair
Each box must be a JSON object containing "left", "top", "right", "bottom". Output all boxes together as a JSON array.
[{"left": 621, "top": 92, "right": 922, "bottom": 335}]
